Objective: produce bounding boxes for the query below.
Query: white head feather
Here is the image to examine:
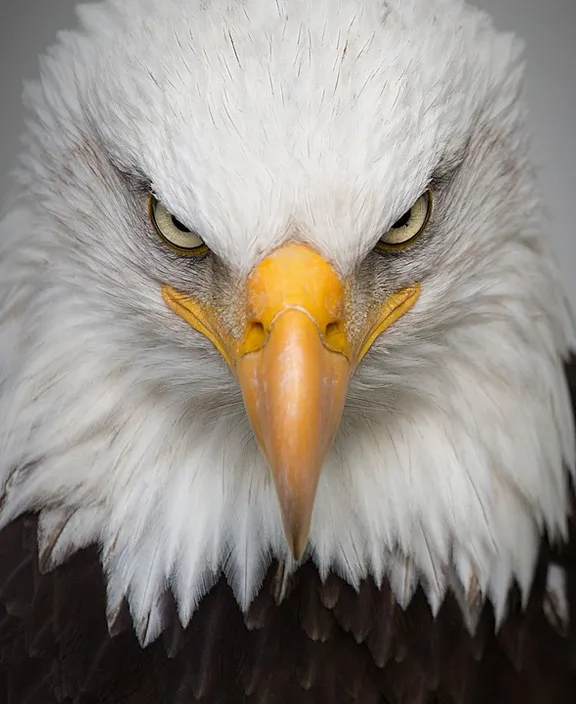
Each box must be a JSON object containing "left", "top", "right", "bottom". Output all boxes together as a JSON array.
[{"left": 0, "top": 0, "right": 574, "bottom": 645}]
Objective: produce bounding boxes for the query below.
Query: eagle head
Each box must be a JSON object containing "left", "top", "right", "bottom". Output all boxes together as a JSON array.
[{"left": 0, "top": 0, "right": 573, "bottom": 645}]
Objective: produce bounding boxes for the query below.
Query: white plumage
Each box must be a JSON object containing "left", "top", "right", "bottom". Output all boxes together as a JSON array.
[{"left": 0, "top": 0, "right": 573, "bottom": 647}]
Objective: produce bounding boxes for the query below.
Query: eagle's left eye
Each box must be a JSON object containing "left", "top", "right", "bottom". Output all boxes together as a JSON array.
[
  {"left": 376, "top": 189, "right": 433, "bottom": 251},
  {"left": 148, "top": 194, "right": 208, "bottom": 256}
]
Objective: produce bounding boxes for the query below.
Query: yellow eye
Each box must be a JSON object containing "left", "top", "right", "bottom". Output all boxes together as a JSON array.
[
  {"left": 376, "top": 189, "right": 433, "bottom": 251},
  {"left": 148, "top": 194, "right": 208, "bottom": 256}
]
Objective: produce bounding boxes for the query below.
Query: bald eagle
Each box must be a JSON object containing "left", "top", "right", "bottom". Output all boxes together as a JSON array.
[{"left": 0, "top": 0, "right": 575, "bottom": 701}]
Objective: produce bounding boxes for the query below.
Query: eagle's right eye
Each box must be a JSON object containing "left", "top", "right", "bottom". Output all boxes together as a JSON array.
[{"left": 148, "top": 194, "right": 209, "bottom": 256}]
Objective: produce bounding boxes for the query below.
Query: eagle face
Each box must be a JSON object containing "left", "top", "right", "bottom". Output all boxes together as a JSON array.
[{"left": 0, "top": 0, "right": 573, "bottom": 645}]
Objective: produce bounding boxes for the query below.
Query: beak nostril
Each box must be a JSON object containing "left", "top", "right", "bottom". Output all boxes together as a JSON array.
[
  {"left": 325, "top": 321, "right": 342, "bottom": 339},
  {"left": 244, "top": 321, "right": 266, "bottom": 350}
]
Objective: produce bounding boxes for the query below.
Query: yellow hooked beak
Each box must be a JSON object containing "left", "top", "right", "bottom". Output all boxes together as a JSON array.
[{"left": 162, "top": 243, "right": 419, "bottom": 559}]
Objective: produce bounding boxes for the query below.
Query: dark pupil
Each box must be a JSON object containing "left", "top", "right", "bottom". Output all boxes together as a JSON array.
[
  {"left": 171, "top": 216, "right": 190, "bottom": 233},
  {"left": 392, "top": 209, "right": 412, "bottom": 229}
]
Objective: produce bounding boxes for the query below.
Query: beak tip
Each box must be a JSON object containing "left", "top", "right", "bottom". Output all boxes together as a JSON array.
[
  {"left": 283, "top": 518, "right": 311, "bottom": 562},
  {"left": 289, "top": 537, "right": 307, "bottom": 562}
]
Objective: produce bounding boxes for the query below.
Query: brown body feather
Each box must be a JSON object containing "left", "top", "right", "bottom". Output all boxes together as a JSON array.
[{"left": 1, "top": 364, "right": 576, "bottom": 703}]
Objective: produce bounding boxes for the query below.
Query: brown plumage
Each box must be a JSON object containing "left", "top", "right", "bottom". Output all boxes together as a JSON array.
[{"left": 1, "top": 362, "right": 575, "bottom": 704}]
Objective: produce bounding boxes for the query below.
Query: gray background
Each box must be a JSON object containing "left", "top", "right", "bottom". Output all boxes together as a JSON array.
[{"left": 1, "top": 1, "right": 575, "bottom": 313}]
